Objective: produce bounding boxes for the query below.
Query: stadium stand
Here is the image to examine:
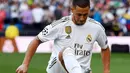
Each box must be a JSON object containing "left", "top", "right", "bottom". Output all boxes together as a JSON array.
[{"left": 0, "top": 0, "right": 130, "bottom": 36}]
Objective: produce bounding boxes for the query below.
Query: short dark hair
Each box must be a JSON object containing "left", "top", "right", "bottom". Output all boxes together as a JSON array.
[{"left": 72, "top": 0, "right": 90, "bottom": 8}]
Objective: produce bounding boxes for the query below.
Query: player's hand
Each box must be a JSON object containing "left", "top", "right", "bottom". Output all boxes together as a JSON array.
[{"left": 16, "top": 64, "right": 28, "bottom": 73}]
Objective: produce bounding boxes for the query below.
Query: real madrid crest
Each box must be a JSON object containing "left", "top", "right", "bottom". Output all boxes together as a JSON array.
[
  {"left": 65, "top": 26, "right": 72, "bottom": 39},
  {"left": 86, "top": 34, "right": 92, "bottom": 42}
]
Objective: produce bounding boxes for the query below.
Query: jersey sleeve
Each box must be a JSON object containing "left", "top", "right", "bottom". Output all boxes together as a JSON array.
[
  {"left": 96, "top": 28, "right": 108, "bottom": 49},
  {"left": 37, "top": 24, "right": 59, "bottom": 42}
]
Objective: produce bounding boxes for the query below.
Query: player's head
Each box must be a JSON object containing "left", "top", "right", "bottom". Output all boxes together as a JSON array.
[{"left": 71, "top": 0, "right": 90, "bottom": 26}]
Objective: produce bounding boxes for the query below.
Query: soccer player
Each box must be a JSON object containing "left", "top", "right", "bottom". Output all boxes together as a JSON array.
[{"left": 16, "top": 0, "right": 110, "bottom": 73}]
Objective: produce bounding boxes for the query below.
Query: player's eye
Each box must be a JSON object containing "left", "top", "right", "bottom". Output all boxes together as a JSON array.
[
  {"left": 83, "top": 14, "right": 88, "bottom": 16},
  {"left": 77, "top": 14, "right": 82, "bottom": 16}
]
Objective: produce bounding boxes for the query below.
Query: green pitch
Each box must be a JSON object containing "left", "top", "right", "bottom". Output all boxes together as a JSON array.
[{"left": 0, "top": 53, "right": 130, "bottom": 73}]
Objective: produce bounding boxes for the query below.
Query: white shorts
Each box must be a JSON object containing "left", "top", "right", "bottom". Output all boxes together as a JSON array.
[
  {"left": 46, "top": 56, "right": 91, "bottom": 73},
  {"left": 46, "top": 56, "right": 67, "bottom": 73}
]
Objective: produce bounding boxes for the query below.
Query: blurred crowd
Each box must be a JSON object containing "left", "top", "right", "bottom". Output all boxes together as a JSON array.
[{"left": 0, "top": 0, "right": 130, "bottom": 37}]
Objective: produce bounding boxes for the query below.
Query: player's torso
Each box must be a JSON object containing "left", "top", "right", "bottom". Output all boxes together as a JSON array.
[
  {"left": 55, "top": 17, "right": 100, "bottom": 56},
  {"left": 48, "top": 16, "right": 103, "bottom": 71}
]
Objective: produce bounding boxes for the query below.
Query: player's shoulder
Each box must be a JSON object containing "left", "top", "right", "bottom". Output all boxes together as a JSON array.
[
  {"left": 50, "top": 16, "right": 70, "bottom": 28},
  {"left": 43, "top": 16, "right": 70, "bottom": 32},
  {"left": 88, "top": 17, "right": 105, "bottom": 31}
]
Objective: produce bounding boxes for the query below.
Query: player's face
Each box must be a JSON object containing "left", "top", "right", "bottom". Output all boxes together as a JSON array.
[{"left": 71, "top": 6, "right": 90, "bottom": 26}]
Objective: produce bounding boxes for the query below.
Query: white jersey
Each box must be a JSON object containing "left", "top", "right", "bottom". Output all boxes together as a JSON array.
[{"left": 37, "top": 15, "right": 108, "bottom": 71}]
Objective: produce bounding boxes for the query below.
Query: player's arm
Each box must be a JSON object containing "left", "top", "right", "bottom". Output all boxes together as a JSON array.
[
  {"left": 101, "top": 46, "right": 110, "bottom": 73},
  {"left": 16, "top": 37, "right": 42, "bottom": 73},
  {"left": 16, "top": 20, "right": 61, "bottom": 73},
  {"left": 22, "top": 37, "right": 42, "bottom": 67},
  {"left": 96, "top": 24, "right": 111, "bottom": 73}
]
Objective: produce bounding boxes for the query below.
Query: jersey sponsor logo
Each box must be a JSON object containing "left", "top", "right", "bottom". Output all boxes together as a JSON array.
[
  {"left": 86, "top": 34, "right": 92, "bottom": 43},
  {"left": 74, "top": 43, "right": 90, "bottom": 56},
  {"left": 65, "top": 26, "right": 72, "bottom": 39},
  {"left": 42, "top": 27, "right": 48, "bottom": 35},
  {"left": 75, "top": 49, "right": 90, "bottom": 56}
]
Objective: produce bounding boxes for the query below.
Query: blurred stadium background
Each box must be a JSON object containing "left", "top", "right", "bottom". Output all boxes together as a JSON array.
[{"left": 0, "top": 0, "right": 130, "bottom": 73}]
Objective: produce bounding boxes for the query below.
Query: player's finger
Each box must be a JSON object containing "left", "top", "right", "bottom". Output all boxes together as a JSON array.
[
  {"left": 23, "top": 71, "right": 27, "bottom": 73},
  {"left": 16, "top": 68, "right": 19, "bottom": 73},
  {"left": 16, "top": 67, "right": 20, "bottom": 73},
  {"left": 17, "top": 70, "right": 22, "bottom": 73},
  {"left": 23, "top": 70, "right": 27, "bottom": 73},
  {"left": 16, "top": 69, "right": 23, "bottom": 73}
]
